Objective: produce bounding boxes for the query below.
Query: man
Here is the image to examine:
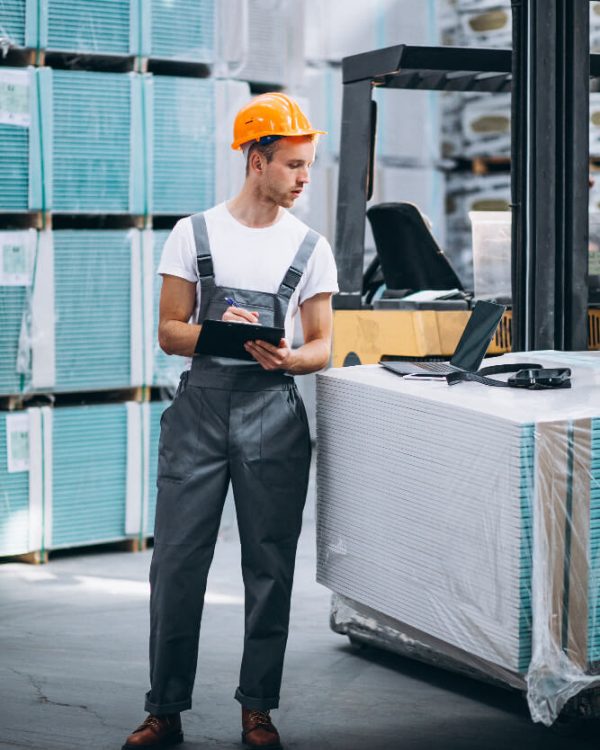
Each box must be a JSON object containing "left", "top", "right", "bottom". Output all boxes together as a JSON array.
[{"left": 123, "top": 92, "right": 338, "bottom": 750}]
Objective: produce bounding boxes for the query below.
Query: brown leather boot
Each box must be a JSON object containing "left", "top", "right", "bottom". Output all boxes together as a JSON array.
[
  {"left": 241, "top": 707, "right": 283, "bottom": 749},
  {"left": 121, "top": 713, "right": 183, "bottom": 749}
]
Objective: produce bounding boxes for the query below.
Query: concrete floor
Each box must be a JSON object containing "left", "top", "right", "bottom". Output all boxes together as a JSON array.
[{"left": 1, "top": 477, "right": 598, "bottom": 749}]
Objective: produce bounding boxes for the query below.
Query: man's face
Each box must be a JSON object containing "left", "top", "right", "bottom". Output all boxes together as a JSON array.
[{"left": 260, "top": 137, "right": 315, "bottom": 208}]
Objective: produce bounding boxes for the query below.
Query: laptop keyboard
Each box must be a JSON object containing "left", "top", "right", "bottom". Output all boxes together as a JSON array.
[{"left": 417, "top": 361, "right": 460, "bottom": 373}]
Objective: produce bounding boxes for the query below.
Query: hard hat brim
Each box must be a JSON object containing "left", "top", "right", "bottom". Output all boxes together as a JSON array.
[{"left": 231, "top": 128, "right": 327, "bottom": 151}]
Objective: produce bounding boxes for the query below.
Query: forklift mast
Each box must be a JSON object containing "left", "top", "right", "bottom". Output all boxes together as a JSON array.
[{"left": 334, "top": 0, "right": 597, "bottom": 352}]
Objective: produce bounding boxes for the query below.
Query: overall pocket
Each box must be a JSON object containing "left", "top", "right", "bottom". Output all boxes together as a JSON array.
[{"left": 157, "top": 383, "right": 202, "bottom": 484}]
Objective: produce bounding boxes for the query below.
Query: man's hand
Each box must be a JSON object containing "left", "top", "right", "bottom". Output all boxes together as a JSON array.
[
  {"left": 244, "top": 338, "right": 295, "bottom": 371},
  {"left": 222, "top": 306, "right": 259, "bottom": 324}
]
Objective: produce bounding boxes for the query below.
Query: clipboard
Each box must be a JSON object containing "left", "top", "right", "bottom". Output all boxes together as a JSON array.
[{"left": 194, "top": 319, "right": 285, "bottom": 361}]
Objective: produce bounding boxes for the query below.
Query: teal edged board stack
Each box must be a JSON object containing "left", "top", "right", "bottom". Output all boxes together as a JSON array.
[
  {"left": 0, "top": 0, "right": 215, "bottom": 60},
  {"left": 148, "top": 0, "right": 214, "bottom": 62},
  {"left": 0, "top": 403, "right": 153, "bottom": 556},
  {"left": 0, "top": 228, "right": 193, "bottom": 396},
  {"left": 0, "top": 412, "right": 31, "bottom": 556},
  {"left": 149, "top": 76, "right": 215, "bottom": 215},
  {"left": 51, "top": 404, "right": 128, "bottom": 548},
  {"left": 150, "top": 229, "right": 187, "bottom": 388}
]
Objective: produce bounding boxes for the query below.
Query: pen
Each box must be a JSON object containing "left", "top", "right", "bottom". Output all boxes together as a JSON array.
[{"left": 225, "top": 296, "right": 240, "bottom": 307}]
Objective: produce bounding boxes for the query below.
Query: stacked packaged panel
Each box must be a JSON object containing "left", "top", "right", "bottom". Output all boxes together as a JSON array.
[
  {"left": 148, "top": 229, "right": 187, "bottom": 388},
  {"left": 592, "top": 1, "right": 600, "bottom": 53},
  {"left": 149, "top": 75, "right": 214, "bottom": 214},
  {"left": 0, "top": 0, "right": 27, "bottom": 48},
  {"left": 50, "top": 70, "right": 145, "bottom": 213},
  {"left": 51, "top": 404, "right": 128, "bottom": 547},
  {"left": 4, "top": 402, "right": 150, "bottom": 555},
  {"left": 316, "top": 359, "right": 600, "bottom": 724},
  {"left": 20, "top": 230, "right": 142, "bottom": 393},
  {"left": 305, "top": 0, "right": 437, "bottom": 63},
  {"left": 0, "top": 68, "right": 146, "bottom": 214},
  {"left": 0, "top": 67, "right": 42, "bottom": 211},
  {"left": 458, "top": 1, "right": 511, "bottom": 48},
  {"left": 214, "top": 79, "right": 251, "bottom": 204},
  {"left": 304, "top": 66, "right": 342, "bottom": 160},
  {"left": 231, "top": 0, "right": 303, "bottom": 87},
  {"left": 590, "top": 93, "right": 600, "bottom": 159},
  {"left": 460, "top": 93, "right": 511, "bottom": 158},
  {"left": 0, "top": 411, "right": 31, "bottom": 556},
  {"left": 374, "top": 88, "right": 440, "bottom": 166},
  {"left": 49, "top": 230, "right": 140, "bottom": 391},
  {"left": 46, "top": 0, "right": 132, "bottom": 55},
  {"left": 149, "top": 0, "right": 214, "bottom": 62},
  {"left": 0, "top": 230, "right": 34, "bottom": 395}
]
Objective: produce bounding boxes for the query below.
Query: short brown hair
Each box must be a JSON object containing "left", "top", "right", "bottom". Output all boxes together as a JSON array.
[{"left": 245, "top": 139, "right": 281, "bottom": 176}]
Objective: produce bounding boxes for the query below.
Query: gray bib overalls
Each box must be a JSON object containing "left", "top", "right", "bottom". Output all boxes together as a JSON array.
[{"left": 145, "top": 213, "right": 318, "bottom": 714}]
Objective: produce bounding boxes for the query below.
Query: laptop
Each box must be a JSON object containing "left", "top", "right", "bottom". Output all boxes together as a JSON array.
[{"left": 379, "top": 300, "right": 506, "bottom": 377}]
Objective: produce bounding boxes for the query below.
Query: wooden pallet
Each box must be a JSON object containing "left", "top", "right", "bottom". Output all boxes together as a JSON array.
[
  {"left": 0, "top": 386, "right": 150, "bottom": 412},
  {"left": 43, "top": 51, "right": 137, "bottom": 74},
  {"left": 2, "top": 536, "right": 153, "bottom": 566},
  {"left": 0, "top": 212, "right": 52, "bottom": 231},
  {"left": 0, "top": 48, "right": 45, "bottom": 68}
]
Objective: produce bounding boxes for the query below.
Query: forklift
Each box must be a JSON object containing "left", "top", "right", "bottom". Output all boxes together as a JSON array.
[{"left": 331, "top": 9, "right": 600, "bottom": 367}]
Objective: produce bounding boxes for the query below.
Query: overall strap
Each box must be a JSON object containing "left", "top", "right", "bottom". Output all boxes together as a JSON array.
[
  {"left": 277, "top": 228, "right": 320, "bottom": 302},
  {"left": 190, "top": 212, "right": 215, "bottom": 321}
]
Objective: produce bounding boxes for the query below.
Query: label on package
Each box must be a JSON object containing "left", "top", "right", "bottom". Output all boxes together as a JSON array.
[
  {"left": 0, "top": 233, "right": 33, "bottom": 285},
  {"left": 6, "top": 414, "right": 29, "bottom": 473},
  {"left": 0, "top": 70, "right": 30, "bottom": 127}
]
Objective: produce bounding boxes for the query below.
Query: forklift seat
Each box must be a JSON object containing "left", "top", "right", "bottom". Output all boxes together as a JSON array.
[{"left": 366, "top": 202, "right": 464, "bottom": 294}]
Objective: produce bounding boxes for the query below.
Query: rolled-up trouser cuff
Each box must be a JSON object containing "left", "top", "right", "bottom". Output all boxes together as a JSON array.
[
  {"left": 144, "top": 691, "right": 191, "bottom": 715},
  {"left": 235, "top": 687, "right": 279, "bottom": 711}
]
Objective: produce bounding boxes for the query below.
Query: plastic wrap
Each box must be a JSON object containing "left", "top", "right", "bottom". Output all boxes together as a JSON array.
[{"left": 316, "top": 353, "right": 600, "bottom": 725}]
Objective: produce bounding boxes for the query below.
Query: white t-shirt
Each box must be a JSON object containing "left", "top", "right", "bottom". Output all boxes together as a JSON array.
[{"left": 157, "top": 202, "right": 339, "bottom": 365}]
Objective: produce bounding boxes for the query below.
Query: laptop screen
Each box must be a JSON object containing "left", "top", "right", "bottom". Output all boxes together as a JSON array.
[{"left": 449, "top": 300, "right": 506, "bottom": 372}]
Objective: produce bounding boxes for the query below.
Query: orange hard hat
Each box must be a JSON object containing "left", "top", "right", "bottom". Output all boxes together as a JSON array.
[{"left": 231, "top": 92, "right": 326, "bottom": 151}]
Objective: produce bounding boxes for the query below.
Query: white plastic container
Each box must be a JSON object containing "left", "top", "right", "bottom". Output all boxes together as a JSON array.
[{"left": 469, "top": 210, "right": 511, "bottom": 298}]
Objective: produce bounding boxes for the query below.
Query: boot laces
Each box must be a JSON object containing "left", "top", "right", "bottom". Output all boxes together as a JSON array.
[
  {"left": 249, "top": 710, "right": 273, "bottom": 728},
  {"left": 143, "top": 715, "right": 166, "bottom": 731}
]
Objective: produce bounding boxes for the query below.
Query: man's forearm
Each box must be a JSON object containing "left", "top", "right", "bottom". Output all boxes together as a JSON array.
[
  {"left": 286, "top": 338, "right": 331, "bottom": 375},
  {"left": 159, "top": 320, "right": 201, "bottom": 357}
]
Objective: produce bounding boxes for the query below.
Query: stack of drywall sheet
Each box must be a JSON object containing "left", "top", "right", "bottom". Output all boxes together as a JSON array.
[
  {"left": 0, "top": 230, "right": 35, "bottom": 396},
  {"left": 305, "top": 0, "right": 437, "bottom": 63},
  {"left": 0, "top": 68, "right": 41, "bottom": 212},
  {"left": 50, "top": 70, "right": 145, "bottom": 213},
  {"left": 316, "top": 359, "right": 600, "bottom": 718},
  {"left": 0, "top": 411, "right": 31, "bottom": 556},
  {"left": 148, "top": 0, "right": 214, "bottom": 63},
  {"left": 148, "top": 75, "right": 215, "bottom": 215},
  {"left": 1, "top": 402, "right": 154, "bottom": 556},
  {"left": 46, "top": 0, "right": 131, "bottom": 55},
  {"left": 224, "top": 0, "right": 304, "bottom": 88},
  {"left": 21, "top": 230, "right": 144, "bottom": 393}
]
